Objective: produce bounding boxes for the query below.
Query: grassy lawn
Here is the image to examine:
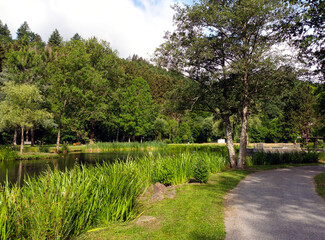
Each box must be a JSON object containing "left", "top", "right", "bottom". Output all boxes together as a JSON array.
[
  {"left": 77, "top": 170, "right": 251, "bottom": 240},
  {"left": 314, "top": 172, "right": 325, "bottom": 200}
]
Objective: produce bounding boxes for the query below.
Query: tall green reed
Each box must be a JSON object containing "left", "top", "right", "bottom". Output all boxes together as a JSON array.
[{"left": 251, "top": 150, "right": 319, "bottom": 165}]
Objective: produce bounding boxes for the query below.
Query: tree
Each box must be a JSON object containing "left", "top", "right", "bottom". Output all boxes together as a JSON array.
[
  {"left": 0, "top": 20, "right": 11, "bottom": 38},
  {"left": 155, "top": 0, "right": 293, "bottom": 168},
  {"left": 46, "top": 40, "right": 93, "bottom": 150},
  {"left": 71, "top": 33, "right": 81, "bottom": 41},
  {"left": 117, "top": 77, "right": 156, "bottom": 142},
  {"left": 0, "top": 82, "right": 51, "bottom": 153},
  {"left": 48, "top": 29, "right": 63, "bottom": 46},
  {"left": 290, "top": 0, "right": 325, "bottom": 79},
  {"left": 153, "top": 117, "right": 168, "bottom": 141},
  {"left": 16, "top": 21, "right": 35, "bottom": 42}
]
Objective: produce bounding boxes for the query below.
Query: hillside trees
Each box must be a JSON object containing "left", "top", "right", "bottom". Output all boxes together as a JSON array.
[
  {"left": 46, "top": 39, "right": 112, "bottom": 150},
  {"left": 155, "top": 0, "right": 295, "bottom": 168}
]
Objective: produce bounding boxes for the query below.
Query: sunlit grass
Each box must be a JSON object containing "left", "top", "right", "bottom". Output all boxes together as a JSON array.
[{"left": 314, "top": 172, "right": 325, "bottom": 200}]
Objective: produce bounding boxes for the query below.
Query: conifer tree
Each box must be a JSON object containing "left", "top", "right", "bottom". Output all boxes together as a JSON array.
[{"left": 48, "top": 29, "right": 63, "bottom": 46}]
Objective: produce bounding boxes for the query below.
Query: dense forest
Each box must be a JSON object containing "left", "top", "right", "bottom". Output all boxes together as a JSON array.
[{"left": 0, "top": 0, "right": 324, "bottom": 153}]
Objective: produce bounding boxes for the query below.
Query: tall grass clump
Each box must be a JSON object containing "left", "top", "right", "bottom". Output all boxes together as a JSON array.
[
  {"left": 0, "top": 162, "right": 144, "bottom": 240},
  {"left": 0, "top": 146, "right": 18, "bottom": 161},
  {"left": 251, "top": 150, "right": 319, "bottom": 165}
]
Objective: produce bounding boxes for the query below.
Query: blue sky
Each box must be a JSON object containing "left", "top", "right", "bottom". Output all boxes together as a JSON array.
[{"left": 0, "top": 0, "right": 191, "bottom": 59}]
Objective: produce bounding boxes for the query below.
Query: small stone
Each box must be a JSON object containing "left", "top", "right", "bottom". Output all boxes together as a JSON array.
[
  {"left": 166, "top": 189, "right": 177, "bottom": 199},
  {"left": 137, "top": 216, "right": 157, "bottom": 226},
  {"left": 154, "top": 182, "right": 167, "bottom": 194}
]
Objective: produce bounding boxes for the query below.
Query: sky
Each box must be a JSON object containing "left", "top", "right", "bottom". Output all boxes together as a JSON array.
[{"left": 0, "top": 0, "right": 191, "bottom": 59}]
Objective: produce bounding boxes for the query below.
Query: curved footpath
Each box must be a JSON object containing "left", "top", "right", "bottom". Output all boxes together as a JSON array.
[{"left": 224, "top": 166, "right": 325, "bottom": 240}]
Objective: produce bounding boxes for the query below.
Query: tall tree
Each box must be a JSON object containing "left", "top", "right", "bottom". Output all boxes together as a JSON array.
[
  {"left": 117, "top": 77, "right": 156, "bottom": 142},
  {"left": 48, "top": 29, "right": 63, "bottom": 47},
  {"left": 290, "top": 0, "right": 325, "bottom": 79},
  {"left": 0, "top": 20, "right": 11, "bottom": 38},
  {"left": 71, "top": 33, "right": 81, "bottom": 41},
  {"left": 16, "top": 21, "right": 34, "bottom": 41},
  {"left": 155, "top": 0, "right": 293, "bottom": 168}
]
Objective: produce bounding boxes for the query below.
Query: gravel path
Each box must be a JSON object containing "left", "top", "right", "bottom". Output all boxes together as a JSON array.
[{"left": 224, "top": 166, "right": 325, "bottom": 240}]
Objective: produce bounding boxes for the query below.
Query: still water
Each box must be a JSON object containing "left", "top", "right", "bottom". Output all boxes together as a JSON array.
[{"left": 0, "top": 151, "right": 163, "bottom": 185}]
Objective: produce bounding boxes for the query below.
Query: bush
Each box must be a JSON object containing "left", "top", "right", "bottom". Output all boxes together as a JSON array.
[
  {"left": 39, "top": 145, "right": 50, "bottom": 153},
  {"left": 60, "top": 143, "right": 69, "bottom": 153},
  {"left": 193, "top": 160, "right": 210, "bottom": 183},
  {"left": 164, "top": 139, "right": 172, "bottom": 144},
  {"left": 0, "top": 146, "right": 18, "bottom": 161}
]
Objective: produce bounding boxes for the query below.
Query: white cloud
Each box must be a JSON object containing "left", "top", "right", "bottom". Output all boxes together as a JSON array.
[{"left": 0, "top": 0, "right": 180, "bottom": 58}]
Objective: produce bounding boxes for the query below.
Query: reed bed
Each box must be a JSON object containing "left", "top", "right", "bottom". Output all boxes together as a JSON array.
[
  {"left": 0, "top": 151, "right": 227, "bottom": 240},
  {"left": 251, "top": 150, "right": 319, "bottom": 165},
  {"left": 85, "top": 141, "right": 168, "bottom": 152}
]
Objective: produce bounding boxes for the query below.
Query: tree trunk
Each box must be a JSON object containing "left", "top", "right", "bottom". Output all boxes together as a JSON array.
[
  {"left": 13, "top": 128, "right": 17, "bottom": 146},
  {"left": 20, "top": 126, "right": 24, "bottom": 154},
  {"left": 56, "top": 125, "right": 61, "bottom": 153},
  {"left": 224, "top": 115, "right": 236, "bottom": 168},
  {"left": 18, "top": 161, "right": 22, "bottom": 184},
  {"left": 31, "top": 128, "right": 34, "bottom": 147},
  {"left": 89, "top": 121, "right": 95, "bottom": 144},
  {"left": 238, "top": 67, "right": 250, "bottom": 168},
  {"left": 25, "top": 129, "right": 29, "bottom": 142},
  {"left": 238, "top": 100, "right": 249, "bottom": 168}
]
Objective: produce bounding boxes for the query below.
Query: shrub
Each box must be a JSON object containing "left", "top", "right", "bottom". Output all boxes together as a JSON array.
[
  {"left": 251, "top": 150, "right": 319, "bottom": 165},
  {"left": 60, "top": 143, "right": 69, "bottom": 153},
  {"left": 0, "top": 146, "right": 18, "bottom": 161},
  {"left": 302, "top": 150, "right": 319, "bottom": 163},
  {"left": 193, "top": 160, "right": 210, "bottom": 183},
  {"left": 39, "top": 145, "right": 50, "bottom": 153}
]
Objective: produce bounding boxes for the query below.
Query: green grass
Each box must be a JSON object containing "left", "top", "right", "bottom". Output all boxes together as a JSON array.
[
  {"left": 77, "top": 170, "right": 251, "bottom": 240},
  {"left": 314, "top": 172, "right": 325, "bottom": 200},
  {"left": 17, "top": 152, "right": 59, "bottom": 160}
]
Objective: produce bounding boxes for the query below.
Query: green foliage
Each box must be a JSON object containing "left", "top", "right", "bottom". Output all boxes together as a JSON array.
[
  {"left": 0, "top": 146, "right": 18, "bottom": 161},
  {"left": 193, "top": 159, "right": 210, "bottom": 183},
  {"left": 38, "top": 145, "right": 50, "bottom": 153},
  {"left": 60, "top": 142, "right": 69, "bottom": 153},
  {"left": 117, "top": 77, "right": 157, "bottom": 140},
  {"left": 251, "top": 151, "right": 319, "bottom": 165}
]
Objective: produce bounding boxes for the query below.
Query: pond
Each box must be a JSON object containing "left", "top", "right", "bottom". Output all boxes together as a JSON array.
[{"left": 0, "top": 150, "right": 167, "bottom": 185}]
